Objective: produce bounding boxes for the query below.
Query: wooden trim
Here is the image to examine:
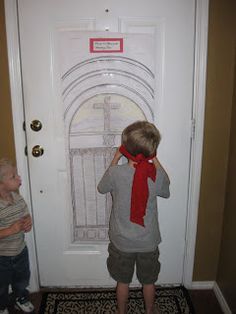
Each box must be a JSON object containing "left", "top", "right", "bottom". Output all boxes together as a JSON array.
[
  {"left": 4, "top": 0, "right": 40, "bottom": 292},
  {"left": 213, "top": 282, "right": 232, "bottom": 314},
  {"left": 182, "top": 0, "right": 209, "bottom": 288}
]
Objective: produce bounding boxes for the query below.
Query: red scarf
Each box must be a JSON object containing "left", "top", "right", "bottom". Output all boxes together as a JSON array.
[{"left": 119, "top": 145, "right": 156, "bottom": 227}]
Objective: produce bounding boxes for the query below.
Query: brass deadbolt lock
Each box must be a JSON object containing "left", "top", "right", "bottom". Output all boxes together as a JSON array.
[{"left": 30, "top": 120, "right": 42, "bottom": 132}]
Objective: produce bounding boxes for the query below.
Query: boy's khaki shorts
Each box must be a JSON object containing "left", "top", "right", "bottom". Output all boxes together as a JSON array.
[{"left": 107, "top": 242, "right": 160, "bottom": 285}]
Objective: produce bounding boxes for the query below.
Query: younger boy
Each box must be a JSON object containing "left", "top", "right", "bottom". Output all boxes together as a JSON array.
[
  {"left": 0, "top": 159, "right": 34, "bottom": 314},
  {"left": 97, "top": 121, "right": 170, "bottom": 314}
]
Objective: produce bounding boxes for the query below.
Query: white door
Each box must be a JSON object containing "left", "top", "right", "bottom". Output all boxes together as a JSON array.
[{"left": 18, "top": 0, "right": 195, "bottom": 286}]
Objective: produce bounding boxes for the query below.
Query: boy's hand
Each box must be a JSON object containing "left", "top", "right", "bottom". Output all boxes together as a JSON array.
[
  {"left": 9, "top": 220, "right": 24, "bottom": 235},
  {"left": 110, "top": 147, "right": 123, "bottom": 166},
  {"left": 152, "top": 156, "right": 170, "bottom": 183},
  {"left": 21, "top": 214, "right": 32, "bottom": 233},
  {"left": 0, "top": 218, "right": 30, "bottom": 238},
  {"left": 152, "top": 156, "right": 161, "bottom": 169}
]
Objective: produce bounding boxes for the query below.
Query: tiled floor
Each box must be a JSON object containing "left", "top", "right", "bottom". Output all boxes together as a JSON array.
[{"left": 189, "top": 289, "right": 223, "bottom": 314}]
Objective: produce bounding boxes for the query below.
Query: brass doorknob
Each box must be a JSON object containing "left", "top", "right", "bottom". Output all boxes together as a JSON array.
[
  {"left": 30, "top": 120, "right": 42, "bottom": 132},
  {"left": 32, "top": 145, "right": 44, "bottom": 157}
]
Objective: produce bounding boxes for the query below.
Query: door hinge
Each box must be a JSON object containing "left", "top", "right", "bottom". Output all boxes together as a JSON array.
[
  {"left": 191, "top": 119, "right": 196, "bottom": 139},
  {"left": 23, "top": 121, "right": 26, "bottom": 131}
]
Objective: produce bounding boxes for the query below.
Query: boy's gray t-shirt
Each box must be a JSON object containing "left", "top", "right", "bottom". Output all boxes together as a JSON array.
[{"left": 98, "top": 163, "right": 170, "bottom": 253}]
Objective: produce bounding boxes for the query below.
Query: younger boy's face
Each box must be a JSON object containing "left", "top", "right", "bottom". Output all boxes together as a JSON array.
[{"left": 0, "top": 166, "right": 21, "bottom": 192}]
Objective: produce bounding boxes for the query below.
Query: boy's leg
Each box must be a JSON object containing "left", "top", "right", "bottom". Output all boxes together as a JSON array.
[
  {"left": 11, "top": 247, "right": 30, "bottom": 299},
  {"left": 107, "top": 243, "right": 135, "bottom": 314},
  {"left": 11, "top": 247, "right": 34, "bottom": 312},
  {"left": 116, "top": 282, "right": 129, "bottom": 314},
  {"left": 0, "top": 286, "right": 10, "bottom": 311},
  {"left": 0, "top": 255, "right": 12, "bottom": 311},
  {"left": 136, "top": 248, "right": 161, "bottom": 314},
  {"left": 143, "top": 284, "right": 158, "bottom": 314}
]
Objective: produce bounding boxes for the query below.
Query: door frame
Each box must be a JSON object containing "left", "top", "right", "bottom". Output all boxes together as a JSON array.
[{"left": 4, "top": 0, "right": 209, "bottom": 292}]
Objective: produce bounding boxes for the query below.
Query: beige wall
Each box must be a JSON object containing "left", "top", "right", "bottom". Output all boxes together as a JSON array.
[
  {"left": 0, "top": 0, "right": 16, "bottom": 162},
  {"left": 1, "top": 0, "right": 236, "bottom": 302},
  {"left": 216, "top": 47, "right": 236, "bottom": 311},
  {"left": 193, "top": 0, "right": 236, "bottom": 282}
]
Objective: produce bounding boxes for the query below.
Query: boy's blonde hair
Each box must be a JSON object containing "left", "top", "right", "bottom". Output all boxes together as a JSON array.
[
  {"left": 0, "top": 158, "right": 13, "bottom": 181},
  {"left": 121, "top": 120, "right": 161, "bottom": 157}
]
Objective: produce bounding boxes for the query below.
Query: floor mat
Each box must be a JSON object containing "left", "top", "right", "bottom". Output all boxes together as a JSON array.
[{"left": 39, "top": 286, "right": 195, "bottom": 313}]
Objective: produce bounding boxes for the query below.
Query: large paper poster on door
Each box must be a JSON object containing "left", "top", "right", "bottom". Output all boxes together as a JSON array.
[{"left": 58, "top": 32, "right": 155, "bottom": 243}]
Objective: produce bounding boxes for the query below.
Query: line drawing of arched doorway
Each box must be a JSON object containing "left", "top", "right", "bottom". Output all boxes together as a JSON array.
[{"left": 62, "top": 56, "right": 155, "bottom": 243}]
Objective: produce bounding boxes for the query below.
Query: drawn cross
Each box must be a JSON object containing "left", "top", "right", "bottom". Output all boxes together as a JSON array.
[{"left": 93, "top": 96, "right": 120, "bottom": 132}]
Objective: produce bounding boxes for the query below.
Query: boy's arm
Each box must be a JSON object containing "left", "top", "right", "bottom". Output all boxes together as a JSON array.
[
  {"left": 153, "top": 156, "right": 170, "bottom": 198},
  {"left": 0, "top": 219, "right": 24, "bottom": 239},
  {"left": 97, "top": 148, "right": 122, "bottom": 194},
  {"left": 110, "top": 148, "right": 123, "bottom": 166},
  {"left": 152, "top": 156, "right": 170, "bottom": 183},
  {"left": 22, "top": 214, "right": 33, "bottom": 233}
]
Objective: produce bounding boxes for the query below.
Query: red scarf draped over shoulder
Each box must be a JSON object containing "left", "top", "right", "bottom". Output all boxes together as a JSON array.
[{"left": 119, "top": 145, "right": 156, "bottom": 227}]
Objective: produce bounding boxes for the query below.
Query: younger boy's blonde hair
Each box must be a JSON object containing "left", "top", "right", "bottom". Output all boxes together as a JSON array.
[
  {"left": 121, "top": 120, "right": 161, "bottom": 157},
  {"left": 0, "top": 158, "right": 13, "bottom": 181}
]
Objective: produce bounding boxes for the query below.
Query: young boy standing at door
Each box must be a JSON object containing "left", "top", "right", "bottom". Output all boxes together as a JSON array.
[
  {"left": 0, "top": 159, "right": 35, "bottom": 314},
  {"left": 97, "top": 121, "right": 170, "bottom": 314}
]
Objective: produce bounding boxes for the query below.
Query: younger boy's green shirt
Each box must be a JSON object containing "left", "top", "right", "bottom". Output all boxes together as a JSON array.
[
  {"left": 98, "top": 163, "right": 170, "bottom": 253},
  {"left": 0, "top": 192, "right": 29, "bottom": 256}
]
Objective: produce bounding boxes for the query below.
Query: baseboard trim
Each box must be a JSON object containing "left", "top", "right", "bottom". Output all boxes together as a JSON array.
[
  {"left": 213, "top": 282, "right": 232, "bottom": 314},
  {"left": 190, "top": 281, "right": 214, "bottom": 289},
  {"left": 190, "top": 281, "right": 232, "bottom": 314}
]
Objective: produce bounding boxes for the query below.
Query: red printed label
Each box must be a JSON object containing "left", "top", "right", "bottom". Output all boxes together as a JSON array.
[{"left": 90, "top": 38, "right": 123, "bottom": 53}]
